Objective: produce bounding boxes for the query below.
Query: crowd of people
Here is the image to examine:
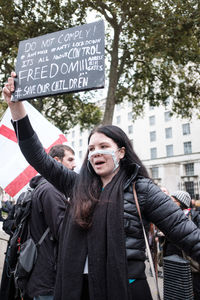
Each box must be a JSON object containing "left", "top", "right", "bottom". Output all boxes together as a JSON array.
[{"left": 1, "top": 72, "right": 200, "bottom": 300}]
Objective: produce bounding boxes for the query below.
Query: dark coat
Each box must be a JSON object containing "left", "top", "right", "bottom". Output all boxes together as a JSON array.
[
  {"left": 191, "top": 209, "right": 200, "bottom": 228},
  {"left": 164, "top": 209, "right": 200, "bottom": 258},
  {"left": 26, "top": 175, "right": 66, "bottom": 298},
  {"left": 14, "top": 116, "right": 200, "bottom": 299},
  {"left": 0, "top": 198, "right": 32, "bottom": 300}
]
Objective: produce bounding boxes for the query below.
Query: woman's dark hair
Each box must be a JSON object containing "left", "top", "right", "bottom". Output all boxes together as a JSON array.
[{"left": 73, "top": 125, "right": 149, "bottom": 228}]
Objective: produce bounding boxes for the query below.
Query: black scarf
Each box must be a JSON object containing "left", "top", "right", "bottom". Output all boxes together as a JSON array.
[{"left": 54, "top": 169, "right": 130, "bottom": 300}]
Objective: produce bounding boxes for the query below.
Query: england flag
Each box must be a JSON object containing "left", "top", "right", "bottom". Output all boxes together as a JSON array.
[{"left": 0, "top": 101, "right": 67, "bottom": 199}]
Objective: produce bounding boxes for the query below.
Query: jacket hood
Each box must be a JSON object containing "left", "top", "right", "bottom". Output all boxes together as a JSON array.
[{"left": 29, "top": 175, "right": 44, "bottom": 189}]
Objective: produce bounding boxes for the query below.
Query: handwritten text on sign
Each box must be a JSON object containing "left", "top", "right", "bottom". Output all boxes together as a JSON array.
[{"left": 12, "top": 20, "right": 104, "bottom": 101}]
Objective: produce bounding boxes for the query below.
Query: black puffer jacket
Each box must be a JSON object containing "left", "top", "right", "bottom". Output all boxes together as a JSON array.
[
  {"left": 163, "top": 209, "right": 200, "bottom": 260},
  {"left": 123, "top": 174, "right": 200, "bottom": 278},
  {"left": 13, "top": 116, "right": 200, "bottom": 281},
  {"left": 191, "top": 210, "right": 200, "bottom": 228}
]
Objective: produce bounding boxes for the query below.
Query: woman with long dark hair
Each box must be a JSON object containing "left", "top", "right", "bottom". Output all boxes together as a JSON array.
[
  {"left": 73, "top": 125, "right": 149, "bottom": 229},
  {"left": 3, "top": 73, "right": 200, "bottom": 300}
]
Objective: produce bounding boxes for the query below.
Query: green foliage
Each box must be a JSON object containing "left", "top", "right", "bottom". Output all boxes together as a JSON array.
[{"left": 0, "top": 0, "right": 200, "bottom": 126}]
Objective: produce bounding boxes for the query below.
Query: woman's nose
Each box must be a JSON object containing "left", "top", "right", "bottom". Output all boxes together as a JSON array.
[
  {"left": 91, "top": 150, "right": 103, "bottom": 158},
  {"left": 93, "top": 152, "right": 101, "bottom": 157}
]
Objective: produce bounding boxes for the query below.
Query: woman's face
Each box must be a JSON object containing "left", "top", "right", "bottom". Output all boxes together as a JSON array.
[{"left": 88, "top": 132, "right": 125, "bottom": 186}]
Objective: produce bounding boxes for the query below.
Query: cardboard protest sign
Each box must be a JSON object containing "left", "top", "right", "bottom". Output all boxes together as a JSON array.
[
  {"left": 12, "top": 20, "right": 105, "bottom": 101},
  {"left": 0, "top": 101, "right": 68, "bottom": 198}
]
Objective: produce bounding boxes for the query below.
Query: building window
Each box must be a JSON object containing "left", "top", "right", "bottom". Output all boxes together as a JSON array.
[
  {"left": 165, "top": 127, "right": 172, "bottom": 139},
  {"left": 79, "top": 139, "right": 82, "bottom": 147},
  {"left": 185, "top": 181, "right": 194, "bottom": 199},
  {"left": 130, "top": 139, "right": 134, "bottom": 146},
  {"left": 182, "top": 123, "right": 190, "bottom": 135},
  {"left": 72, "top": 130, "right": 75, "bottom": 138},
  {"left": 149, "top": 116, "right": 155, "bottom": 126},
  {"left": 166, "top": 144, "right": 173, "bottom": 157},
  {"left": 128, "top": 125, "right": 133, "bottom": 134},
  {"left": 150, "top": 131, "right": 156, "bottom": 142},
  {"left": 128, "top": 112, "right": 132, "bottom": 121},
  {"left": 151, "top": 167, "right": 159, "bottom": 179},
  {"left": 116, "top": 103, "right": 121, "bottom": 111},
  {"left": 72, "top": 141, "right": 75, "bottom": 148},
  {"left": 116, "top": 115, "right": 121, "bottom": 124},
  {"left": 184, "top": 141, "right": 192, "bottom": 154},
  {"left": 164, "top": 111, "right": 171, "bottom": 121},
  {"left": 150, "top": 147, "right": 157, "bottom": 159},
  {"left": 185, "top": 163, "right": 194, "bottom": 176}
]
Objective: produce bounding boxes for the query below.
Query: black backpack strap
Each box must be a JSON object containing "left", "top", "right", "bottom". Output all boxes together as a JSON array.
[{"left": 37, "top": 227, "right": 50, "bottom": 246}]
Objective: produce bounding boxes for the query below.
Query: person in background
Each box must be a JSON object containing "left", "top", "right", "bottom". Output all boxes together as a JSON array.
[
  {"left": 48, "top": 143, "right": 76, "bottom": 171},
  {"left": 195, "top": 200, "right": 200, "bottom": 211},
  {"left": 148, "top": 223, "right": 163, "bottom": 278},
  {"left": 0, "top": 200, "right": 14, "bottom": 221},
  {"left": 160, "top": 186, "right": 170, "bottom": 196},
  {"left": 0, "top": 208, "right": 4, "bottom": 222},
  {"left": 152, "top": 186, "right": 170, "bottom": 276},
  {"left": 0, "top": 191, "right": 33, "bottom": 300},
  {"left": 25, "top": 143, "right": 76, "bottom": 300},
  {"left": 0, "top": 198, "right": 13, "bottom": 221},
  {"left": 191, "top": 198, "right": 196, "bottom": 209},
  {"left": 163, "top": 190, "right": 200, "bottom": 300},
  {"left": 3, "top": 72, "right": 200, "bottom": 300},
  {"left": 0, "top": 143, "right": 76, "bottom": 300}
]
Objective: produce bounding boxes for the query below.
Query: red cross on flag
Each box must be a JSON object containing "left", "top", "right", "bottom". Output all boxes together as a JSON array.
[{"left": 0, "top": 101, "right": 67, "bottom": 199}]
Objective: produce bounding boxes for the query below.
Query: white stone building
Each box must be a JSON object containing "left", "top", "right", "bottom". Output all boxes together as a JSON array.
[{"left": 66, "top": 100, "right": 200, "bottom": 198}]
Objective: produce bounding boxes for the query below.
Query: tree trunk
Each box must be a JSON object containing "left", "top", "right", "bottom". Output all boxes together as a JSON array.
[{"left": 101, "top": 26, "right": 120, "bottom": 125}]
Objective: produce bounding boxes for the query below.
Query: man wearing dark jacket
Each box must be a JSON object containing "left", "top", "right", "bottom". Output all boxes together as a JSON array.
[
  {"left": 27, "top": 143, "right": 76, "bottom": 300},
  {"left": 0, "top": 144, "right": 76, "bottom": 300}
]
